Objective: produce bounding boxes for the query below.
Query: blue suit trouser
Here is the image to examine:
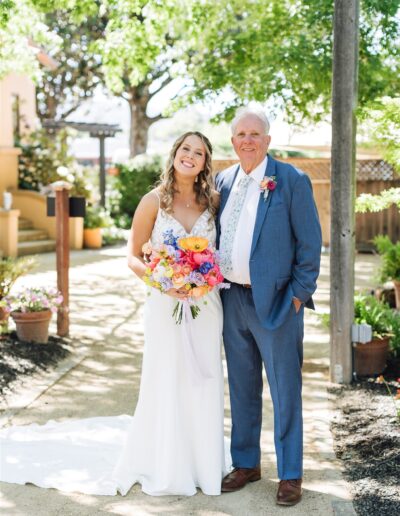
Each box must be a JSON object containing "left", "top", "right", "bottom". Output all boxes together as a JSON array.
[{"left": 222, "top": 283, "right": 304, "bottom": 480}]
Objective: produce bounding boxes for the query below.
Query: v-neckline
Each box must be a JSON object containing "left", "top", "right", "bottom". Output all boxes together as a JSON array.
[{"left": 163, "top": 209, "right": 208, "bottom": 235}]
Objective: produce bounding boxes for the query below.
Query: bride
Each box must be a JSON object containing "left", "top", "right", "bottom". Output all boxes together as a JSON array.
[{"left": 0, "top": 131, "right": 230, "bottom": 497}]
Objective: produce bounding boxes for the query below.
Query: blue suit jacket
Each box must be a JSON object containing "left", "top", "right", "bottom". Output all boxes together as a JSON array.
[{"left": 215, "top": 155, "right": 322, "bottom": 330}]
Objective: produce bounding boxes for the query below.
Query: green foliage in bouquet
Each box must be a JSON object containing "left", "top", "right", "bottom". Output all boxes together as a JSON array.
[
  {"left": 17, "top": 128, "right": 91, "bottom": 198},
  {"left": 111, "top": 155, "right": 162, "bottom": 229},
  {"left": 374, "top": 235, "right": 400, "bottom": 283}
]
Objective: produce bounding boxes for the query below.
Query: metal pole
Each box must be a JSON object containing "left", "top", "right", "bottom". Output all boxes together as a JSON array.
[
  {"left": 54, "top": 183, "right": 70, "bottom": 336},
  {"left": 330, "top": 0, "right": 360, "bottom": 384}
]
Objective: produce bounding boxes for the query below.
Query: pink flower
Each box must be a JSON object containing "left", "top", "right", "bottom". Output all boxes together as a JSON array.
[
  {"left": 192, "top": 249, "right": 213, "bottom": 265},
  {"left": 204, "top": 268, "right": 224, "bottom": 287},
  {"left": 267, "top": 180, "right": 276, "bottom": 191}
]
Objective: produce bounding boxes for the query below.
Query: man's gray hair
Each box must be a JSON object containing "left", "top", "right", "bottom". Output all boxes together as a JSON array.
[{"left": 231, "top": 107, "right": 270, "bottom": 135}]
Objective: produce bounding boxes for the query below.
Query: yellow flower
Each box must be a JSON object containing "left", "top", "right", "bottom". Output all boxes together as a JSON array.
[{"left": 179, "top": 236, "right": 209, "bottom": 252}]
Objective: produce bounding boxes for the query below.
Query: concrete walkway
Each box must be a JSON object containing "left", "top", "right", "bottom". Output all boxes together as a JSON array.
[{"left": 0, "top": 246, "right": 380, "bottom": 515}]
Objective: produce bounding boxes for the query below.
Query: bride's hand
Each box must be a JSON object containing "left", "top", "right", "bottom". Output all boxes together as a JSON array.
[{"left": 165, "top": 288, "right": 188, "bottom": 300}]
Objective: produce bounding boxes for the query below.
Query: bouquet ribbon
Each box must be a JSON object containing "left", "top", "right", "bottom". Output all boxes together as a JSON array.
[{"left": 180, "top": 300, "right": 213, "bottom": 383}]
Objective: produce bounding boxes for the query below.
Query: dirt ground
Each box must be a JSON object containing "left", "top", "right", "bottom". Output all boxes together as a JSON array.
[
  {"left": 330, "top": 360, "right": 400, "bottom": 516},
  {"left": 0, "top": 332, "right": 70, "bottom": 397}
]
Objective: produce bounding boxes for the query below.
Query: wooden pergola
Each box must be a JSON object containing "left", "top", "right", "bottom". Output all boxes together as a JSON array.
[{"left": 42, "top": 120, "right": 122, "bottom": 206}]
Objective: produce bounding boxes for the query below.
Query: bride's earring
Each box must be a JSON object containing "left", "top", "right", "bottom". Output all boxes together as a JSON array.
[{"left": 195, "top": 175, "right": 199, "bottom": 183}]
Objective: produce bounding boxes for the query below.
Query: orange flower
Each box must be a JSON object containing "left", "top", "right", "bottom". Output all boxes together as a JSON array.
[
  {"left": 376, "top": 375, "right": 385, "bottom": 384},
  {"left": 190, "top": 285, "right": 209, "bottom": 298},
  {"left": 178, "top": 236, "right": 209, "bottom": 252},
  {"left": 396, "top": 389, "right": 400, "bottom": 400},
  {"left": 172, "top": 273, "right": 187, "bottom": 289}
]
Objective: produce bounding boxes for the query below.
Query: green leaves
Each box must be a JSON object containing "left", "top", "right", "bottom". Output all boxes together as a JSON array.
[{"left": 374, "top": 235, "right": 400, "bottom": 283}]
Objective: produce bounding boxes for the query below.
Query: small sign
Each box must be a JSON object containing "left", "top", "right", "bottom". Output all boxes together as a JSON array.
[
  {"left": 47, "top": 197, "right": 86, "bottom": 218},
  {"left": 351, "top": 323, "right": 372, "bottom": 344}
]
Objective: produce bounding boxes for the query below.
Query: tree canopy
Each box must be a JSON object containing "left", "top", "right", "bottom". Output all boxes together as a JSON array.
[
  {"left": 1, "top": 0, "right": 399, "bottom": 153},
  {"left": 181, "top": 0, "right": 400, "bottom": 123}
]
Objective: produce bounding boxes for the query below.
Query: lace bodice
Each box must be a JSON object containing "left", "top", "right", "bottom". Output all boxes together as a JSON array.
[{"left": 151, "top": 208, "right": 216, "bottom": 247}]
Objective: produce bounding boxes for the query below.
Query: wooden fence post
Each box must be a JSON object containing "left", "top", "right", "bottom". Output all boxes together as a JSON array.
[
  {"left": 52, "top": 181, "right": 72, "bottom": 337},
  {"left": 330, "top": 0, "right": 360, "bottom": 384}
]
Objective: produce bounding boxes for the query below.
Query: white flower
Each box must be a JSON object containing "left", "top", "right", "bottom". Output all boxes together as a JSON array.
[{"left": 57, "top": 166, "right": 69, "bottom": 177}]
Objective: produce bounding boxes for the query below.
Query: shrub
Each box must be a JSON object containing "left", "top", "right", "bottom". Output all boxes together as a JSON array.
[
  {"left": 84, "top": 205, "right": 112, "bottom": 229},
  {"left": 374, "top": 235, "right": 400, "bottom": 283},
  {"left": 0, "top": 257, "right": 37, "bottom": 300},
  {"left": 111, "top": 154, "right": 162, "bottom": 229},
  {"left": 354, "top": 294, "right": 393, "bottom": 340},
  {"left": 17, "top": 128, "right": 91, "bottom": 198}
]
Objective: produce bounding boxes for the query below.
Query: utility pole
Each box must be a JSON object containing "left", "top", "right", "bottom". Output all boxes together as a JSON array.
[{"left": 330, "top": 0, "right": 360, "bottom": 384}]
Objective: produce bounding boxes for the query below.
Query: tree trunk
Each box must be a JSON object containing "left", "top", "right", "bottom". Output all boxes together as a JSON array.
[
  {"left": 330, "top": 0, "right": 360, "bottom": 384},
  {"left": 128, "top": 87, "right": 152, "bottom": 157}
]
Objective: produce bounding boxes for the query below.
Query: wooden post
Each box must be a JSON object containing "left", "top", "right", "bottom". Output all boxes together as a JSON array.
[
  {"left": 330, "top": 0, "right": 360, "bottom": 384},
  {"left": 99, "top": 134, "right": 106, "bottom": 207},
  {"left": 52, "top": 181, "right": 72, "bottom": 337}
]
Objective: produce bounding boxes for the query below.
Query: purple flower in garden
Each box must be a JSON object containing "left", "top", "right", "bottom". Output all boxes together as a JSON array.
[{"left": 4, "top": 286, "right": 63, "bottom": 313}]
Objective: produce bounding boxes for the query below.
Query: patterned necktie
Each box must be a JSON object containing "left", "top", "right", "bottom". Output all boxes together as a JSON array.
[{"left": 219, "top": 174, "right": 252, "bottom": 277}]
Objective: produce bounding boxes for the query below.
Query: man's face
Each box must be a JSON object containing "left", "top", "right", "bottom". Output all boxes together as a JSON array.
[{"left": 231, "top": 115, "right": 271, "bottom": 173}]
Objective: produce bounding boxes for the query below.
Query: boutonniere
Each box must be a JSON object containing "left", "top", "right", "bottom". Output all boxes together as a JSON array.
[{"left": 260, "top": 176, "right": 277, "bottom": 200}]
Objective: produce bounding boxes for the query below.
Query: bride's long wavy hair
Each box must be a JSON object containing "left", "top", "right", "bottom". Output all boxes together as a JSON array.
[{"left": 158, "top": 131, "right": 216, "bottom": 217}]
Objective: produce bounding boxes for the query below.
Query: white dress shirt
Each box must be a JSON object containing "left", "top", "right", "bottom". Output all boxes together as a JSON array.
[{"left": 220, "top": 156, "right": 268, "bottom": 284}]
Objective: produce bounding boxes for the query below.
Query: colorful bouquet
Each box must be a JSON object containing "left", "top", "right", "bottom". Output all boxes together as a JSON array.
[{"left": 142, "top": 230, "right": 228, "bottom": 323}]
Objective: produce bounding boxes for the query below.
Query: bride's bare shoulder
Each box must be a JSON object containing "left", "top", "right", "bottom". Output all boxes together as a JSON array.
[{"left": 135, "top": 189, "right": 160, "bottom": 220}]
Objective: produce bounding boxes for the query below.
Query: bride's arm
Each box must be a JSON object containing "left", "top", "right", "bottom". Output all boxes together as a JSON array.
[{"left": 127, "top": 191, "right": 158, "bottom": 279}]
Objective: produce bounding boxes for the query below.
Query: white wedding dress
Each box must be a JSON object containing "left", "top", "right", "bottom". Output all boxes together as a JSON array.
[{"left": 0, "top": 208, "right": 230, "bottom": 496}]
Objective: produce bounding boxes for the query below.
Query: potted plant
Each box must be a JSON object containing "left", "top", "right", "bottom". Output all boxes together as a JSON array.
[
  {"left": 0, "top": 257, "right": 37, "bottom": 323},
  {"left": 353, "top": 294, "right": 393, "bottom": 375},
  {"left": 1, "top": 287, "right": 63, "bottom": 343},
  {"left": 83, "top": 205, "right": 111, "bottom": 249},
  {"left": 373, "top": 235, "right": 400, "bottom": 309}
]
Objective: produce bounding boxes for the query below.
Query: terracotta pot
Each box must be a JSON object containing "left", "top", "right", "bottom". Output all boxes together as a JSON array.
[
  {"left": 107, "top": 166, "right": 119, "bottom": 176},
  {"left": 0, "top": 306, "right": 9, "bottom": 323},
  {"left": 83, "top": 228, "right": 102, "bottom": 248},
  {"left": 353, "top": 337, "right": 389, "bottom": 376},
  {"left": 11, "top": 310, "right": 52, "bottom": 344},
  {"left": 393, "top": 280, "right": 400, "bottom": 310}
]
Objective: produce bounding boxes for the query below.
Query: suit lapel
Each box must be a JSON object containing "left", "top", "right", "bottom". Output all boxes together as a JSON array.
[
  {"left": 250, "top": 155, "right": 277, "bottom": 256},
  {"left": 219, "top": 165, "right": 240, "bottom": 219}
]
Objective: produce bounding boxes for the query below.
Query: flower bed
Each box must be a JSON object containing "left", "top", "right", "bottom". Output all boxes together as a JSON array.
[
  {"left": 0, "top": 332, "right": 71, "bottom": 397},
  {"left": 330, "top": 362, "right": 400, "bottom": 516}
]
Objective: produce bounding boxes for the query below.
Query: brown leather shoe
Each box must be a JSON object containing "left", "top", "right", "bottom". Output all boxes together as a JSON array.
[
  {"left": 276, "top": 479, "right": 302, "bottom": 506},
  {"left": 221, "top": 466, "right": 261, "bottom": 492}
]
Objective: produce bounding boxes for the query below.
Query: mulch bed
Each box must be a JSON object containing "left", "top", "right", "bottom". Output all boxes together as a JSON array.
[
  {"left": 0, "top": 331, "right": 71, "bottom": 397},
  {"left": 330, "top": 358, "right": 400, "bottom": 516}
]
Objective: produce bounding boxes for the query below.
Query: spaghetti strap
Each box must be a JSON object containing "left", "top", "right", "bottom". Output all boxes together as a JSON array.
[{"left": 153, "top": 189, "right": 161, "bottom": 210}]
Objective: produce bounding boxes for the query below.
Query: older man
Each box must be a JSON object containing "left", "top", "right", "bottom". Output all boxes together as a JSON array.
[{"left": 216, "top": 108, "right": 322, "bottom": 506}]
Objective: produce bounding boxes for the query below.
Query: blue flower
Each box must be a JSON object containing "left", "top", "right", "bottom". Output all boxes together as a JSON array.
[
  {"left": 163, "top": 229, "right": 179, "bottom": 249},
  {"left": 198, "top": 262, "right": 213, "bottom": 274}
]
